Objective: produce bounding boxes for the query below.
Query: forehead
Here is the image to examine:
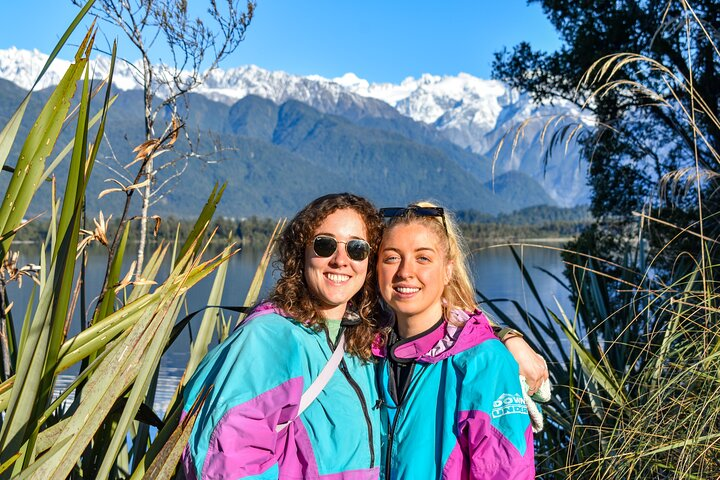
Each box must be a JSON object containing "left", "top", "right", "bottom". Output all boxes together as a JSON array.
[
  {"left": 314, "top": 208, "right": 368, "bottom": 238},
  {"left": 381, "top": 222, "right": 445, "bottom": 249}
]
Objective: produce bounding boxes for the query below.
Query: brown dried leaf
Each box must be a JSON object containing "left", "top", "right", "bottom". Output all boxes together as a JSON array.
[{"left": 152, "top": 215, "right": 162, "bottom": 237}]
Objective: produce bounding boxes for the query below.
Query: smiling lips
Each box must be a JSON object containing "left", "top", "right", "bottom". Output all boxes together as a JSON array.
[
  {"left": 394, "top": 285, "right": 420, "bottom": 295},
  {"left": 326, "top": 273, "right": 351, "bottom": 284}
]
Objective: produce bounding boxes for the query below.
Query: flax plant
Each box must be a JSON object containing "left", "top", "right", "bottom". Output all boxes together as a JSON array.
[
  {"left": 0, "top": 3, "right": 276, "bottom": 478},
  {"left": 480, "top": 3, "right": 720, "bottom": 478}
]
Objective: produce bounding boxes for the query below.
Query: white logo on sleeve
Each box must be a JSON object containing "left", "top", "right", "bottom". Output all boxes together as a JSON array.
[{"left": 491, "top": 393, "right": 528, "bottom": 419}]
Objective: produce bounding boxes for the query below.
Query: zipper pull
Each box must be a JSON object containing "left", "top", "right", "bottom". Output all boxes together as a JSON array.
[{"left": 373, "top": 399, "right": 384, "bottom": 410}]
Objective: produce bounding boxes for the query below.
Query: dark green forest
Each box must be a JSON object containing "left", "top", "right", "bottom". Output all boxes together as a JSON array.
[
  {"left": 13, "top": 204, "right": 592, "bottom": 248},
  {"left": 487, "top": 1, "right": 720, "bottom": 478}
]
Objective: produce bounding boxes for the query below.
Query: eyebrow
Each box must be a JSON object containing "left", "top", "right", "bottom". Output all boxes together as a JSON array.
[
  {"left": 381, "top": 246, "right": 437, "bottom": 253},
  {"left": 315, "top": 232, "right": 367, "bottom": 240}
]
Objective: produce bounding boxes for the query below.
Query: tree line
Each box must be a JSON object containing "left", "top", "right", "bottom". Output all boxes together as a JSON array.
[{"left": 12, "top": 205, "right": 592, "bottom": 249}]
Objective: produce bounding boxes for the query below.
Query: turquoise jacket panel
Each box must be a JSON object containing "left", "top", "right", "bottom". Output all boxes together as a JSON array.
[
  {"left": 376, "top": 310, "right": 535, "bottom": 480},
  {"left": 182, "top": 305, "right": 380, "bottom": 479}
]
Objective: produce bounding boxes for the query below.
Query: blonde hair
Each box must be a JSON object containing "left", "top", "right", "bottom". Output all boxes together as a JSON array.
[{"left": 382, "top": 201, "right": 477, "bottom": 317}]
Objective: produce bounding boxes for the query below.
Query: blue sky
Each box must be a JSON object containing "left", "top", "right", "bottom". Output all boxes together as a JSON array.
[{"left": 0, "top": 1, "right": 561, "bottom": 83}]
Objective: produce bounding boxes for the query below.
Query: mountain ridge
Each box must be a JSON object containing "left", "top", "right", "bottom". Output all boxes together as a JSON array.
[{"left": 0, "top": 48, "right": 585, "bottom": 217}]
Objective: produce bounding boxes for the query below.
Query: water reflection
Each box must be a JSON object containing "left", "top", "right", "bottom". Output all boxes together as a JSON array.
[{"left": 5, "top": 243, "right": 572, "bottom": 414}]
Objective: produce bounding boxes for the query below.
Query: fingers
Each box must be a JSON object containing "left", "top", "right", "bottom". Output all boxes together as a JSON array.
[
  {"left": 527, "top": 357, "right": 549, "bottom": 396},
  {"left": 537, "top": 354, "right": 549, "bottom": 382}
]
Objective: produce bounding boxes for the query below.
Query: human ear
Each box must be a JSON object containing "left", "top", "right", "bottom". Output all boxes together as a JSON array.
[{"left": 444, "top": 261, "right": 454, "bottom": 285}]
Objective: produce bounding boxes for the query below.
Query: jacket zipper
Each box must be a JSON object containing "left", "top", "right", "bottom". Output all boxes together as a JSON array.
[
  {"left": 383, "top": 359, "right": 416, "bottom": 480},
  {"left": 323, "top": 328, "right": 376, "bottom": 468},
  {"left": 385, "top": 400, "right": 401, "bottom": 479}
]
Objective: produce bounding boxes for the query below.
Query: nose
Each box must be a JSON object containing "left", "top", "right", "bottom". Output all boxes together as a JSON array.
[
  {"left": 394, "top": 258, "right": 413, "bottom": 279},
  {"left": 328, "top": 242, "right": 350, "bottom": 266}
]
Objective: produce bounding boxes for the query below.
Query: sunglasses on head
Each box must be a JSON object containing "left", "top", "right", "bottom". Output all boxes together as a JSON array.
[
  {"left": 379, "top": 206, "right": 448, "bottom": 234},
  {"left": 312, "top": 235, "right": 371, "bottom": 261}
]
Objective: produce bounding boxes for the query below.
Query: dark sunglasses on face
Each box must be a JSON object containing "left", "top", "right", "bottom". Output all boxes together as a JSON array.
[
  {"left": 379, "top": 206, "right": 448, "bottom": 234},
  {"left": 312, "top": 235, "right": 371, "bottom": 261}
]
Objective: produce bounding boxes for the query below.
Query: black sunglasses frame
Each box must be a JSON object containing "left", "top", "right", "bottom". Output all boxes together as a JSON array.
[
  {"left": 312, "top": 235, "right": 371, "bottom": 261},
  {"left": 379, "top": 206, "right": 448, "bottom": 234}
]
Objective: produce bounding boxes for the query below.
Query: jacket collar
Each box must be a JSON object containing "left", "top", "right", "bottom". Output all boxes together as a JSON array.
[
  {"left": 340, "top": 305, "right": 362, "bottom": 327},
  {"left": 389, "top": 317, "right": 446, "bottom": 364},
  {"left": 375, "top": 309, "right": 496, "bottom": 364}
]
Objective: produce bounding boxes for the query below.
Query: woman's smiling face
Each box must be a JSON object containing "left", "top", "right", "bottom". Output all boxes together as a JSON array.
[
  {"left": 304, "top": 208, "right": 370, "bottom": 319},
  {"left": 378, "top": 222, "right": 452, "bottom": 335}
]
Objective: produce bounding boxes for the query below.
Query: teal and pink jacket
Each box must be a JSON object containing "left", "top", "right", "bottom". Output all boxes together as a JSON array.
[
  {"left": 374, "top": 309, "right": 535, "bottom": 480},
  {"left": 181, "top": 303, "right": 381, "bottom": 479}
]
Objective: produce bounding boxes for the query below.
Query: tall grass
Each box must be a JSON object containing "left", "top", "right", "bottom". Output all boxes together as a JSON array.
[
  {"left": 480, "top": 238, "right": 719, "bottom": 478},
  {"left": 0, "top": 4, "right": 276, "bottom": 478},
  {"left": 480, "top": 3, "right": 720, "bottom": 478}
]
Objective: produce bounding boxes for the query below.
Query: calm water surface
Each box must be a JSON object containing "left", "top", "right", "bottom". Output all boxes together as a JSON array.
[{"left": 6, "top": 243, "right": 571, "bottom": 414}]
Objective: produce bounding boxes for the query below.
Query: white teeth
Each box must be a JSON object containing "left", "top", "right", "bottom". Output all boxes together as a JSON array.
[
  {"left": 396, "top": 287, "right": 420, "bottom": 294},
  {"left": 327, "top": 273, "right": 350, "bottom": 283}
]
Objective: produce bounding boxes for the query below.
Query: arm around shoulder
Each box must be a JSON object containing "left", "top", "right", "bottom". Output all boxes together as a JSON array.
[{"left": 457, "top": 341, "right": 536, "bottom": 479}]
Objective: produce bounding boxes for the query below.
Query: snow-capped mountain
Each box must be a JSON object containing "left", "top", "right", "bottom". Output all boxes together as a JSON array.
[
  {"left": 332, "top": 72, "right": 591, "bottom": 205},
  {"left": 0, "top": 47, "right": 591, "bottom": 206},
  {"left": 0, "top": 47, "right": 141, "bottom": 91}
]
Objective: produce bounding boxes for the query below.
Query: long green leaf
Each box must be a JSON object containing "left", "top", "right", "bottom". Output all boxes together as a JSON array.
[
  {"left": 142, "top": 400, "right": 202, "bottom": 479},
  {"left": 0, "top": 30, "right": 92, "bottom": 257},
  {"left": 176, "top": 183, "right": 226, "bottom": 261},
  {"left": 39, "top": 94, "right": 118, "bottom": 185},
  {"left": 0, "top": 37, "right": 101, "bottom": 470},
  {"left": 554, "top": 299, "right": 627, "bottom": 406},
  {"left": 95, "top": 217, "right": 131, "bottom": 322},
  {"left": 0, "top": 98, "right": 30, "bottom": 173},
  {"left": 127, "top": 240, "right": 167, "bottom": 303},
  {"left": 24, "top": 62, "right": 96, "bottom": 468},
  {"left": 129, "top": 384, "right": 212, "bottom": 480},
  {"left": 184, "top": 245, "right": 231, "bottom": 380},
  {"left": 508, "top": 245, "right": 554, "bottom": 325},
  {"left": 29, "top": 0, "right": 97, "bottom": 92},
  {"left": 0, "top": 259, "right": 60, "bottom": 472},
  {"left": 97, "top": 294, "right": 186, "bottom": 479},
  {"left": 237, "top": 218, "right": 284, "bottom": 328},
  {"left": 98, "top": 234, "right": 229, "bottom": 479},
  {"left": 0, "top": 452, "right": 21, "bottom": 476},
  {"left": 18, "top": 246, "right": 229, "bottom": 479},
  {"left": 0, "top": 0, "right": 96, "bottom": 174},
  {"left": 0, "top": 260, "right": 170, "bottom": 413}
]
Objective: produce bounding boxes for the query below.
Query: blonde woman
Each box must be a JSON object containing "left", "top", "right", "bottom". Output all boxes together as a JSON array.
[{"left": 375, "top": 203, "right": 535, "bottom": 479}]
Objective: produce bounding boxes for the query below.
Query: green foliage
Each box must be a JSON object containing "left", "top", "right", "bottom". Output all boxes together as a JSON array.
[
  {"left": 14, "top": 205, "right": 593, "bottom": 251},
  {"left": 13, "top": 214, "right": 282, "bottom": 249},
  {"left": 487, "top": 3, "right": 720, "bottom": 477},
  {"left": 493, "top": 1, "right": 720, "bottom": 266},
  {"left": 458, "top": 205, "right": 592, "bottom": 247},
  {"left": 482, "top": 231, "right": 720, "bottom": 478},
  {"left": 0, "top": 11, "right": 277, "bottom": 479}
]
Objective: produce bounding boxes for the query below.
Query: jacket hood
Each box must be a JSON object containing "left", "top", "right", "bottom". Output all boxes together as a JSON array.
[
  {"left": 372, "top": 309, "right": 496, "bottom": 364},
  {"left": 244, "top": 301, "right": 362, "bottom": 328}
]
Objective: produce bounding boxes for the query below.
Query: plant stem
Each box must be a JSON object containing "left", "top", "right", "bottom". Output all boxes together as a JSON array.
[{"left": 0, "top": 280, "right": 12, "bottom": 381}]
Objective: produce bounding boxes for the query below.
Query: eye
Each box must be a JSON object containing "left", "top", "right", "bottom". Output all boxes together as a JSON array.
[
  {"left": 417, "top": 255, "right": 432, "bottom": 263},
  {"left": 382, "top": 253, "right": 400, "bottom": 263}
]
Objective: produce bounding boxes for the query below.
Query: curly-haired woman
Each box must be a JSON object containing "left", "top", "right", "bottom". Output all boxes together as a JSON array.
[{"left": 181, "top": 193, "right": 384, "bottom": 479}]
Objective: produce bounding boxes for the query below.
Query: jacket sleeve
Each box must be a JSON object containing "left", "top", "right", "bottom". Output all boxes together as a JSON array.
[
  {"left": 456, "top": 340, "right": 535, "bottom": 479},
  {"left": 181, "top": 315, "right": 306, "bottom": 480}
]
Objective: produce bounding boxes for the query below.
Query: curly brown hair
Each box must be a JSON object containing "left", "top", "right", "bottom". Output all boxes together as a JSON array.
[{"left": 268, "top": 193, "right": 383, "bottom": 361}]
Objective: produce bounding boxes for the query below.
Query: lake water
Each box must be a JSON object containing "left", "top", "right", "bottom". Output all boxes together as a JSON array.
[{"left": 5, "top": 242, "right": 571, "bottom": 414}]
